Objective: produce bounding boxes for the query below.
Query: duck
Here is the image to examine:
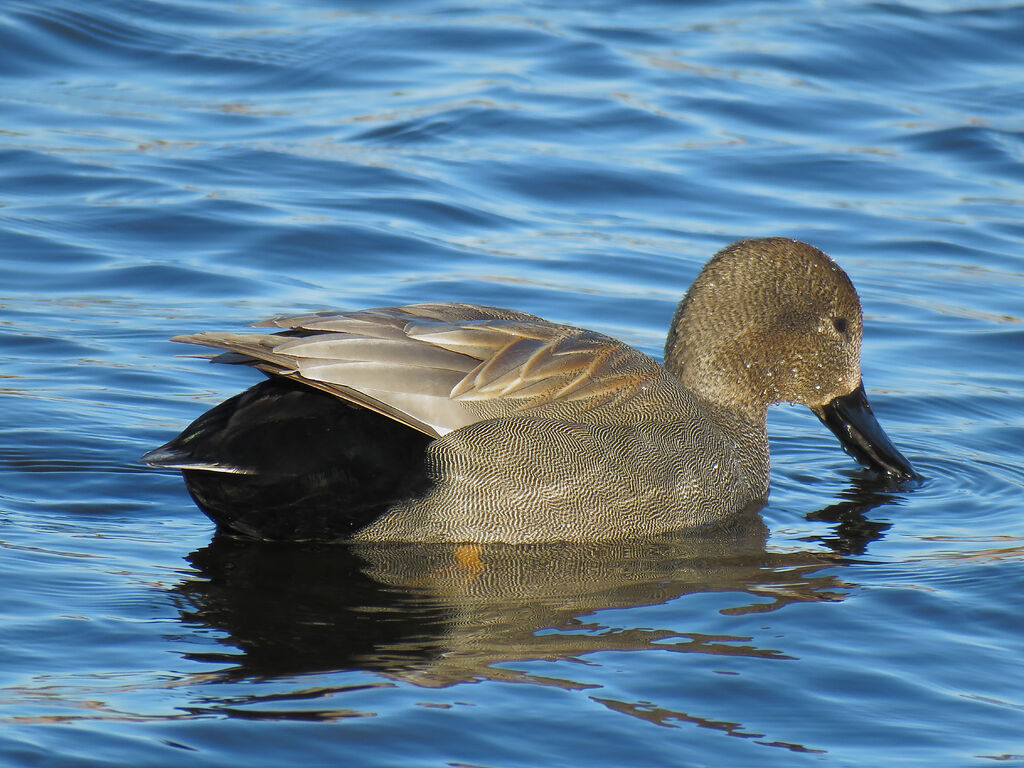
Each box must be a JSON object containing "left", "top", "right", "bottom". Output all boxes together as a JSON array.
[{"left": 143, "top": 237, "right": 917, "bottom": 542}]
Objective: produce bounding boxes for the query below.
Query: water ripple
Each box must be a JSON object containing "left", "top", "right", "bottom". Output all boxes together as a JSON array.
[{"left": 2, "top": 1, "right": 1024, "bottom": 766}]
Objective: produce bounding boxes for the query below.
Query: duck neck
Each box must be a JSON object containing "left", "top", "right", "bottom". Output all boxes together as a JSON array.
[
  {"left": 666, "top": 355, "right": 772, "bottom": 428},
  {"left": 665, "top": 317, "right": 771, "bottom": 498},
  {"left": 685, "top": 388, "right": 771, "bottom": 503},
  {"left": 691, "top": 387, "right": 769, "bottom": 450},
  {"left": 664, "top": 297, "right": 778, "bottom": 423}
]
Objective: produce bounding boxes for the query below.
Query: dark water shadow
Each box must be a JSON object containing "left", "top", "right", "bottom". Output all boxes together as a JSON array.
[
  {"left": 170, "top": 475, "right": 900, "bottom": 691},
  {"left": 800, "top": 471, "right": 905, "bottom": 555}
]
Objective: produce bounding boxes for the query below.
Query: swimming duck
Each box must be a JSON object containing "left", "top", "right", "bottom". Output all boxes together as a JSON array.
[{"left": 144, "top": 237, "right": 917, "bottom": 542}]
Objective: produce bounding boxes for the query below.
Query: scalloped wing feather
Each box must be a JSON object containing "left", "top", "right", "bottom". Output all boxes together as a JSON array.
[{"left": 173, "top": 303, "right": 664, "bottom": 439}]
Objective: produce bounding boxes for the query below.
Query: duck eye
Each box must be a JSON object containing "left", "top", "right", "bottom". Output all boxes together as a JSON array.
[{"left": 832, "top": 317, "right": 849, "bottom": 335}]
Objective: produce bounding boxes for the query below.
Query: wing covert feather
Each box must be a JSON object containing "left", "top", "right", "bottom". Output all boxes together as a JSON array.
[{"left": 173, "top": 302, "right": 666, "bottom": 438}]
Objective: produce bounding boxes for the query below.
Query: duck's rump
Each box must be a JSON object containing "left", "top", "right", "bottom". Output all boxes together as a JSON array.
[{"left": 144, "top": 378, "right": 433, "bottom": 540}]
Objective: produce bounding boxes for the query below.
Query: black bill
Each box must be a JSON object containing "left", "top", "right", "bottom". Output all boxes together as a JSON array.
[{"left": 812, "top": 381, "right": 919, "bottom": 482}]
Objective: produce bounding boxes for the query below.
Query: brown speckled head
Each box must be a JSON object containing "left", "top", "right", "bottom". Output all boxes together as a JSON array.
[{"left": 665, "top": 238, "right": 863, "bottom": 418}]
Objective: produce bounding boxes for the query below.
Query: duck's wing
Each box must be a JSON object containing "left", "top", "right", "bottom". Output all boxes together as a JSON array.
[{"left": 173, "top": 303, "right": 663, "bottom": 439}]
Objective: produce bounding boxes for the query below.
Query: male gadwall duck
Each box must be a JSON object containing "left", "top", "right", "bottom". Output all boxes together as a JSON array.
[{"left": 144, "top": 237, "right": 917, "bottom": 542}]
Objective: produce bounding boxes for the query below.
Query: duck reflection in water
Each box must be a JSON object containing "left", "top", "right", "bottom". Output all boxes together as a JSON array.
[{"left": 172, "top": 475, "right": 900, "bottom": 691}]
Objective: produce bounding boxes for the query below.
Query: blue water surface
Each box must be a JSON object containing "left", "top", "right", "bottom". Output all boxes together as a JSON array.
[{"left": 1, "top": 1, "right": 1023, "bottom": 766}]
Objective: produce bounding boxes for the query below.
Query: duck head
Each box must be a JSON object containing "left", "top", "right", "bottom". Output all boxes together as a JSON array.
[{"left": 665, "top": 237, "right": 918, "bottom": 482}]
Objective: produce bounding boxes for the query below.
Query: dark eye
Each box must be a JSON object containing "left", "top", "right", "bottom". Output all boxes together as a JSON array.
[{"left": 832, "top": 317, "right": 849, "bottom": 335}]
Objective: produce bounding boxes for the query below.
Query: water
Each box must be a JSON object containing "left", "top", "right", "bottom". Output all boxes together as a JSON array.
[{"left": 1, "top": 0, "right": 1023, "bottom": 765}]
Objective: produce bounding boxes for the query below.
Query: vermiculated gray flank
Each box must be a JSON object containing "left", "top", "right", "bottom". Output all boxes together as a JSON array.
[{"left": 145, "top": 237, "right": 917, "bottom": 542}]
